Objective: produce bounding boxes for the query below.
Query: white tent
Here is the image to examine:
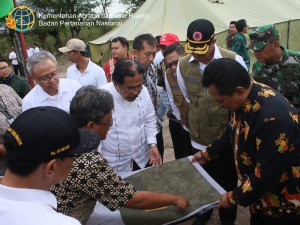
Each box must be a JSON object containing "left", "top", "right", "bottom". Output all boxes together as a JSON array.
[{"left": 89, "top": 0, "right": 300, "bottom": 66}]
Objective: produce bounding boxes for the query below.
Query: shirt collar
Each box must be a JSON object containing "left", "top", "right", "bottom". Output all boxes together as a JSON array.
[
  {"left": 189, "top": 44, "right": 221, "bottom": 63},
  {"left": 0, "top": 184, "right": 57, "bottom": 209}
]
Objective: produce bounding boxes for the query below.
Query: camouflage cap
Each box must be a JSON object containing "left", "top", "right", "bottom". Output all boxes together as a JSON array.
[{"left": 248, "top": 24, "right": 279, "bottom": 50}]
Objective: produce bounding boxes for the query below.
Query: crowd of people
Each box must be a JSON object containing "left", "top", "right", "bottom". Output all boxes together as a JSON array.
[{"left": 0, "top": 17, "right": 300, "bottom": 225}]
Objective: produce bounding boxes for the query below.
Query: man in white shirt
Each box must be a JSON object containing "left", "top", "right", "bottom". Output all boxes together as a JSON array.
[
  {"left": 22, "top": 51, "right": 81, "bottom": 113},
  {"left": 0, "top": 106, "right": 100, "bottom": 225},
  {"left": 26, "top": 45, "right": 34, "bottom": 58},
  {"left": 177, "top": 19, "right": 247, "bottom": 225},
  {"left": 32, "top": 43, "right": 40, "bottom": 53},
  {"left": 101, "top": 60, "right": 161, "bottom": 175},
  {"left": 8, "top": 46, "right": 19, "bottom": 75},
  {"left": 59, "top": 38, "right": 107, "bottom": 88}
]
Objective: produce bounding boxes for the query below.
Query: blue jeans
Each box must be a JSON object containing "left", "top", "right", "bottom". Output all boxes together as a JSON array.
[{"left": 157, "top": 90, "right": 169, "bottom": 120}]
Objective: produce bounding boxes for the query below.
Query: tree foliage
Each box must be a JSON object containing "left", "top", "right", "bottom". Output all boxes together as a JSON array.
[
  {"left": 24, "top": 0, "right": 112, "bottom": 46},
  {"left": 119, "top": 0, "right": 146, "bottom": 13}
]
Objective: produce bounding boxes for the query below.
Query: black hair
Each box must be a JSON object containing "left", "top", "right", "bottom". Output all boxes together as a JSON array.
[
  {"left": 133, "top": 33, "right": 157, "bottom": 51},
  {"left": 236, "top": 19, "right": 247, "bottom": 32},
  {"left": 0, "top": 58, "right": 10, "bottom": 66},
  {"left": 70, "top": 85, "right": 114, "bottom": 127},
  {"left": 112, "top": 59, "right": 144, "bottom": 85},
  {"left": 111, "top": 36, "right": 129, "bottom": 50},
  {"left": 163, "top": 43, "right": 185, "bottom": 58},
  {"left": 202, "top": 58, "right": 250, "bottom": 96}
]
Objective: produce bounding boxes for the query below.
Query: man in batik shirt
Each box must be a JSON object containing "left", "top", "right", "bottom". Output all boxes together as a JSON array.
[{"left": 193, "top": 58, "right": 300, "bottom": 225}]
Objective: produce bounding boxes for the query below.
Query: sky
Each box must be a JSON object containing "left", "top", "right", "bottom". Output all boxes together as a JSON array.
[{"left": 106, "top": 0, "right": 126, "bottom": 17}]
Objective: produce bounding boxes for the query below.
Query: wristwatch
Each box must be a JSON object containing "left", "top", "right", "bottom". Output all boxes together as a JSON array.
[
  {"left": 148, "top": 143, "right": 157, "bottom": 148},
  {"left": 226, "top": 192, "right": 237, "bottom": 206}
]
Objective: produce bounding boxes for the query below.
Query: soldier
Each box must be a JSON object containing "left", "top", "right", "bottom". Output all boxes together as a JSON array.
[{"left": 249, "top": 24, "right": 300, "bottom": 113}]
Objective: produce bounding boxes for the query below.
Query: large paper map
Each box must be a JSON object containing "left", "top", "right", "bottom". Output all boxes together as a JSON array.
[{"left": 87, "top": 157, "right": 225, "bottom": 225}]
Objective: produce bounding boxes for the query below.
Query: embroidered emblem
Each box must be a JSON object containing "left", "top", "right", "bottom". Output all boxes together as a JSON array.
[{"left": 193, "top": 31, "right": 202, "bottom": 41}]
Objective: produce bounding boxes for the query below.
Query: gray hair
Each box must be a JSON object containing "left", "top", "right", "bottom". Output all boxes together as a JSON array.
[
  {"left": 70, "top": 86, "right": 114, "bottom": 128},
  {"left": 26, "top": 50, "right": 57, "bottom": 75}
]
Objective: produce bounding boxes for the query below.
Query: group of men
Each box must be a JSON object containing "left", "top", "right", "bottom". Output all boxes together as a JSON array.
[{"left": 0, "top": 16, "right": 299, "bottom": 225}]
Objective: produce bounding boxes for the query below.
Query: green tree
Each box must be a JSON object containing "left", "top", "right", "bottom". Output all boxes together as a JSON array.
[
  {"left": 119, "top": 0, "right": 146, "bottom": 13},
  {"left": 25, "top": 0, "right": 112, "bottom": 41}
]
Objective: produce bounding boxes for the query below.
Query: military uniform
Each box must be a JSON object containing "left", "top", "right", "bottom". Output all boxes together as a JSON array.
[
  {"left": 249, "top": 24, "right": 300, "bottom": 113},
  {"left": 252, "top": 48, "right": 300, "bottom": 111}
]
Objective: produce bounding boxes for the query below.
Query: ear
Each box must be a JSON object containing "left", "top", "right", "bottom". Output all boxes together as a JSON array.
[
  {"left": 86, "top": 121, "right": 97, "bottom": 130},
  {"left": 211, "top": 38, "right": 217, "bottom": 44},
  {"left": 235, "top": 86, "right": 245, "bottom": 98},
  {"left": 133, "top": 49, "right": 138, "bottom": 57},
  {"left": 44, "top": 159, "right": 57, "bottom": 178}
]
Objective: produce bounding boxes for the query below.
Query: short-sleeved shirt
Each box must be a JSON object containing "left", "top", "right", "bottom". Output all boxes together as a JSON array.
[
  {"left": 50, "top": 150, "right": 136, "bottom": 225},
  {"left": 67, "top": 59, "right": 107, "bottom": 88},
  {"left": 0, "top": 182, "right": 81, "bottom": 225},
  {"left": 22, "top": 78, "right": 81, "bottom": 113}
]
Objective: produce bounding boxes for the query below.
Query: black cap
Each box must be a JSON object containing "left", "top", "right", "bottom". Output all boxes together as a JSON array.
[
  {"left": 4, "top": 106, "right": 100, "bottom": 163},
  {"left": 185, "top": 19, "right": 215, "bottom": 55}
]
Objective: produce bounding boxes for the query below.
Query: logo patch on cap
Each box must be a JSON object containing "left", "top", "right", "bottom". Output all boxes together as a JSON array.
[{"left": 193, "top": 32, "right": 202, "bottom": 41}]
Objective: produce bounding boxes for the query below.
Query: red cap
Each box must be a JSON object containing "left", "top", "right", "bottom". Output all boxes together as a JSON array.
[{"left": 159, "top": 33, "right": 179, "bottom": 47}]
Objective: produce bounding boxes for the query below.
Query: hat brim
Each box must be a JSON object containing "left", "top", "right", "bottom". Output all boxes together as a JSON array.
[
  {"left": 61, "top": 129, "right": 100, "bottom": 157},
  {"left": 58, "top": 47, "right": 72, "bottom": 53},
  {"left": 185, "top": 41, "right": 210, "bottom": 55}
]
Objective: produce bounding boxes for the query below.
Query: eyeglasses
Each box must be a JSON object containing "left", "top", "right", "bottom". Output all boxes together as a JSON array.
[
  {"left": 98, "top": 118, "right": 113, "bottom": 127},
  {"left": 0, "top": 65, "right": 9, "bottom": 71},
  {"left": 120, "top": 83, "right": 143, "bottom": 93},
  {"left": 35, "top": 70, "right": 60, "bottom": 81},
  {"left": 166, "top": 60, "right": 179, "bottom": 69}
]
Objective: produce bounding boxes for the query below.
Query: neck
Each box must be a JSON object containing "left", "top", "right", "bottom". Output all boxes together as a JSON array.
[
  {"left": 267, "top": 48, "right": 283, "bottom": 64},
  {"left": 76, "top": 57, "right": 89, "bottom": 72},
  {"left": 0, "top": 169, "right": 49, "bottom": 190}
]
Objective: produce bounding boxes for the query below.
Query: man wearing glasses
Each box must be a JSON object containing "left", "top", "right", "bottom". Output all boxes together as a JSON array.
[
  {"left": 132, "top": 33, "right": 165, "bottom": 161},
  {"left": 50, "top": 86, "right": 188, "bottom": 225},
  {"left": 0, "top": 106, "right": 100, "bottom": 225},
  {"left": 22, "top": 51, "right": 81, "bottom": 112},
  {"left": 101, "top": 60, "right": 161, "bottom": 175},
  {"left": 0, "top": 58, "right": 31, "bottom": 99}
]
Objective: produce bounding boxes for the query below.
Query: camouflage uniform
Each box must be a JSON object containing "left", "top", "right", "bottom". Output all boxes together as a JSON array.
[{"left": 249, "top": 24, "right": 300, "bottom": 113}]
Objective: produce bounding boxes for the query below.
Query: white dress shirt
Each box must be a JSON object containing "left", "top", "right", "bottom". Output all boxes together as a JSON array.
[
  {"left": 0, "top": 184, "right": 81, "bottom": 225},
  {"left": 22, "top": 78, "right": 81, "bottom": 113},
  {"left": 67, "top": 59, "right": 107, "bottom": 88},
  {"left": 100, "top": 82, "right": 157, "bottom": 175},
  {"left": 176, "top": 44, "right": 247, "bottom": 150}
]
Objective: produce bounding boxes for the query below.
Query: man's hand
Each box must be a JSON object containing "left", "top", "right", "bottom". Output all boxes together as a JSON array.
[
  {"left": 172, "top": 195, "right": 189, "bottom": 211},
  {"left": 148, "top": 146, "right": 162, "bottom": 165},
  {"left": 191, "top": 151, "right": 207, "bottom": 166},
  {"left": 216, "top": 192, "right": 236, "bottom": 209}
]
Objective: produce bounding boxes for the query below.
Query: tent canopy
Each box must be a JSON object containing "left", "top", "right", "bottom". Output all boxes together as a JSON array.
[{"left": 89, "top": 0, "right": 300, "bottom": 66}]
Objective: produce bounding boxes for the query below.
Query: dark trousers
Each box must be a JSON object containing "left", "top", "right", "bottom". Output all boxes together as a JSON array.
[
  {"left": 169, "top": 119, "right": 193, "bottom": 159},
  {"left": 12, "top": 64, "right": 19, "bottom": 75},
  {"left": 193, "top": 148, "right": 238, "bottom": 225},
  {"left": 156, "top": 129, "right": 164, "bottom": 161},
  {"left": 132, "top": 160, "right": 152, "bottom": 171}
]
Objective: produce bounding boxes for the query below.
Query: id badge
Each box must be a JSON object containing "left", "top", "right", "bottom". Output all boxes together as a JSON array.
[{"left": 7, "top": 118, "right": 14, "bottom": 124}]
